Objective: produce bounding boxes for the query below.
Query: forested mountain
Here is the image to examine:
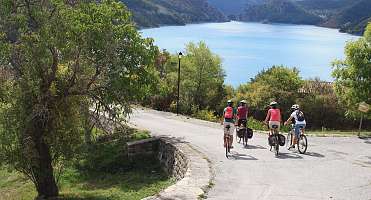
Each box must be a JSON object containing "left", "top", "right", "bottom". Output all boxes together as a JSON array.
[
  {"left": 207, "top": 0, "right": 251, "bottom": 16},
  {"left": 239, "top": 0, "right": 322, "bottom": 25},
  {"left": 121, "top": 0, "right": 227, "bottom": 28},
  {"left": 323, "top": 0, "right": 371, "bottom": 34},
  {"left": 208, "top": 0, "right": 371, "bottom": 35}
]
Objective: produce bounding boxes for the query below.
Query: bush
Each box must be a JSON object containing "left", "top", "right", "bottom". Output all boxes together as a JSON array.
[{"left": 192, "top": 109, "right": 219, "bottom": 122}]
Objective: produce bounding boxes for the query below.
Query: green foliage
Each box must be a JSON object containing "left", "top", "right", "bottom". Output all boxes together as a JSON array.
[
  {"left": 237, "top": 66, "right": 303, "bottom": 114},
  {"left": 192, "top": 109, "right": 219, "bottom": 122},
  {"left": 146, "top": 42, "right": 226, "bottom": 115},
  {"left": 0, "top": 129, "right": 172, "bottom": 200},
  {"left": 0, "top": 0, "right": 158, "bottom": 197},
  {"left": 332, "top": 23, "right": 371, "bottom": 119}
]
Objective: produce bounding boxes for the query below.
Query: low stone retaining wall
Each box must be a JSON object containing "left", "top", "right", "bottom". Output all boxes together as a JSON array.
[
  {"left": 127, "top": 137, "right": 188, "bottom": 181},
  {"left": 127, "top": 136, "right": 213, "bottom": 200}
]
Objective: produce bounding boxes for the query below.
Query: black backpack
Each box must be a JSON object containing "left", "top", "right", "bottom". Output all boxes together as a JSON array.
[{"left": 296, "top": 110, "right": 305, "bottom": 122}]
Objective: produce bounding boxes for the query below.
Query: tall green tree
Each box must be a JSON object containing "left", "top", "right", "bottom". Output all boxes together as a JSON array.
[
  {"left": 332, "top": 23, "right": 371, "bottom": 118},
  {"left": 181, "top": 42, "right": 225, "bottom": 112},
  {"left": 237, "top": 66, "right": 303, "bottom": 114},
  {"left": 0, "top": 0, "right": 157, "bottom": 198},
  {"left": 147, "top": 42, "right": 225, "bottom": 114}
]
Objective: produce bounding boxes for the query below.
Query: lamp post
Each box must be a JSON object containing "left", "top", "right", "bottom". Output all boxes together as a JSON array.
[{"left": 177, "top": 52, "right": 182, "bottom": 115}]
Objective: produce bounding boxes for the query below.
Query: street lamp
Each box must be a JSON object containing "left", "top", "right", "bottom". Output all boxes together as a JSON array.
[{"left": 177, "top": 52, "right": 183, "bottom": 115}]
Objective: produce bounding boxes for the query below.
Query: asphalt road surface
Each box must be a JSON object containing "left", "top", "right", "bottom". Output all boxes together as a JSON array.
[{"left": 130, "top": 109, "right": 371, "bottom": 200}]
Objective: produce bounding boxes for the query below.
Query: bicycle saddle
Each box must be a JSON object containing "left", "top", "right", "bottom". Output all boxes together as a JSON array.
[
  {"left": 225, "top": 125, "right": 231, "bottom": 129},
  {"left": 272, "top": 125, "right": 279, "bottom": 129}
]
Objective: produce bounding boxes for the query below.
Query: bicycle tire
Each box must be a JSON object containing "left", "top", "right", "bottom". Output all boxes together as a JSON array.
[
  {"left": 286, "top": 132, "right": 292, "bottom": 149},
  {"left": 244, "top": 131, "right": 248, "bottom": 146},
  {"left": 297, "top": 134, "right": 308, "bottom": 154},
  {"left": 225, "top": 135, "right": 229, "bottom": 158},
  {"left": 275, "top": 137, "right": 279, "bottom": 156}
]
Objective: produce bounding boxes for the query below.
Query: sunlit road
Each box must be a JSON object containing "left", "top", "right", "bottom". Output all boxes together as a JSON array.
[{"left": 130, "top": 109, "right": 371, "bottom": 200}]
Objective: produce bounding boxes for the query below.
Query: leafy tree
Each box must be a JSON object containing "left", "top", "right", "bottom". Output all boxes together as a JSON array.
[
  {"left": 147, "top": 42, "right": 226, "bottom": 114},
  {"left": 237, "top": 66, "right": 303, "bottom": 117},
  {"left": 181, "top": 42, "right": 225, "bottom": 112},
  {"left": 0, "top": 0, "right": 157, "bottom": 198},
  {"left": 332, "top": 23, "right": 371, "bottom": 118}
]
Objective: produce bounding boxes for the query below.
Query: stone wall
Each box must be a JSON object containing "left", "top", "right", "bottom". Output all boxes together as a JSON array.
[{"left": 127, "top": 137, "right": 188, "bottom": 180}]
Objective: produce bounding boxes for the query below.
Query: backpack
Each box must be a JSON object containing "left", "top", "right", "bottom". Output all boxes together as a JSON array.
[
  {"left": 224, "top": 107, "right": 233, "bottom": 119},
  {"left": 296, "top": 110, "right": 305, "bottom": 122}
]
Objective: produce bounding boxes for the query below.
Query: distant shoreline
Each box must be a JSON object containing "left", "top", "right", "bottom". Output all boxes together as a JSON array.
[{"left": 140, "top": 20, "right": 360, "bottom": 36}]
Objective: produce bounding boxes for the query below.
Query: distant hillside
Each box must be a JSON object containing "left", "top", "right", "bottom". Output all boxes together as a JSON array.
[
  {"left": 239, "top": 0, "right": 322, "bottom": 25},
  {"left": 230, "top": 0, "right": 370, "bottom": 34},
  {"left": 121, "top": 0, "right": 227, "bottom": 28},
  {"left": 207, "top": 0, "right": 251, "bottom": 16},
  {"left": 322, "top": 0, "right": 371, "bottom": 35}
]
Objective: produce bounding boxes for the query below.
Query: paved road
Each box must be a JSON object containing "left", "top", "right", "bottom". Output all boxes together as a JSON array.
[{"left": 130, "top": 109, "right": 371, "bottom": 200}]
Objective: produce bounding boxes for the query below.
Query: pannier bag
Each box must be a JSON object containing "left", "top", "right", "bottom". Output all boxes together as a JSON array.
[
  {"left": 247, "top": 128, "right": 253, "bottom": 139},
  {"left": 279, "top": 134, "right": 285, "bottom": 146},
  {"left": 268, "top": 135, "right": 275, "bottom": 146},
  {"left": 237, "top": 127, "right": 246, "bottom": 138},
  {"left": 268, "top": 134, "right": 285, "bottom": 146}
]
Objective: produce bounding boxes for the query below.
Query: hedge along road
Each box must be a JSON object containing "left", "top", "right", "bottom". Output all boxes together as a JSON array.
[{"left": 130, "top": 108, "right": 371, "bottom": 200}]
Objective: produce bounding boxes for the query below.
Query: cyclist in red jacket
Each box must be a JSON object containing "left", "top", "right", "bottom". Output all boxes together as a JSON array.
[
  {"left": 237, "top": 100, "right": 248, "bottom": 128},
  {"left": 222, "top": 100, "right": 237, "bottom": 148}
]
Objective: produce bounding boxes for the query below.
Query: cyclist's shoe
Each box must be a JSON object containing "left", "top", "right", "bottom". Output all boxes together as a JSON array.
[
  {"left": 288, "top": 145, "right": 295, "bottom": 150},
  {"left": 230, "top": 146, "right": 234, "bottom": 149}
]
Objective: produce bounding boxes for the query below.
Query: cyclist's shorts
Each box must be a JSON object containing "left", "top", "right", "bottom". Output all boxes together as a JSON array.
[
  {"left": 294, "top": 124, "right": 306, "bottom": 136},
  {"left": 224, "top": 122, "right": 234, "bottom": 135},
  {"left": 268, "top": 121, "right": 280, "bottom": 130}
]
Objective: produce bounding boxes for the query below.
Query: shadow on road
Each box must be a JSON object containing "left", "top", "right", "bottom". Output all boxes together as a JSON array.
[
  {"left": 229, "top": 152, "right": 258, "bottom": 161},
  {"left": 364, "top": 140, "right": 371, "bottom": 145},
  {"left": 277, "top": 152, "right": 303, "bottom": 159},
  {"left": 244, "top": 144, "right": 266, "bottom": 150},
  {"left": 303, "top": 152, "right": 325, "bottom": 158}
]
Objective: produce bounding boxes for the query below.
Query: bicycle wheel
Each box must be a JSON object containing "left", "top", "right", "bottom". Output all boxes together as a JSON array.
[
  {"left": 297, "top": 134, "right": 308, "bottom": 154},
  {"left": 225, "top": 136, "right": 229, "bottom": 158},
  {"left": 274, "top": 135, "right": 279, "bottom": 156},
  {"left": 286, "top": 132, "right": 292, "bottom": 149},
  {"left": 243, "top": 131, "right": 248, "bottom": 146}
]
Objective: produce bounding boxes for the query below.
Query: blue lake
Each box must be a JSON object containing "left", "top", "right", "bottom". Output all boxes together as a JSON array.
[{"left": 140, "top": 21, "right": 359, "bottom": 86}]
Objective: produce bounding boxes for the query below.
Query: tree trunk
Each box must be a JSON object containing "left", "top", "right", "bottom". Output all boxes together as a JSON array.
[
  {"left": 34, "top": 139, "right": 59, "bottom": 199},
  {"left": 27, "top": 116, "right": 59, "bottom": 199}
]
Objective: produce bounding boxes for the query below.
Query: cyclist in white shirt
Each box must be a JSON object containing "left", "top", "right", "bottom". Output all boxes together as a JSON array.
[{"left": 284, "top": 104, "right": 306, "bottom": 149}]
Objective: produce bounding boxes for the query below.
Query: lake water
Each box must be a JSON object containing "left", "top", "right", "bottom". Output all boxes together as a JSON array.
[{"left": 140, "top": 21, "right": 359, "bottom": 86}]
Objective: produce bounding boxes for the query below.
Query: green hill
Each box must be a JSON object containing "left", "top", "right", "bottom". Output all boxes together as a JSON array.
[
  {"left": 323, "top": 0, "right": 371, "bottom": 34},
  {"left": 121, "top": 0, "right": 227, "bottom": 28},
  {"left": 239, "top": 0, "right": 322, "bottom": 25}
]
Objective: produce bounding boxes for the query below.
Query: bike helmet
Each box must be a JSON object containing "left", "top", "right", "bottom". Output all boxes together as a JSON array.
[
  {"left": 227, "top": 99, "right": 233, "bottom": 106},
  {"left": 240, "top": 100, "right": 247, "bottom": 104},
  {"left": 291, "top": 104, "right": 300, "bottom": 110},
  {"left": 269, "top": 101, "right": 278, "bottom": 106}
]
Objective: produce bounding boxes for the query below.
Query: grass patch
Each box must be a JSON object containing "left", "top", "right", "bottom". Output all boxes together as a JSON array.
[{"left": 0, "top": 128, "right": 172, "bottom": 200}]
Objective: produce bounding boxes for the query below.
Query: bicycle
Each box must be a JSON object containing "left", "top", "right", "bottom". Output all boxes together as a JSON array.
[
  {"left": 224, "top": 124, "right": 232, "bottom": 158},
  {"left": 286, "top": 124, "right": 308, "bottom": 154},
  {"left": 269, "top": 125, "right": 280, "bottom": 156}
]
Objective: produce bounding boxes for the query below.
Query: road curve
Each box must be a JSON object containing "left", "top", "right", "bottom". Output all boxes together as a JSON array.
[{"left": 130, "top": 108, "right": 371, "bottom": 200}]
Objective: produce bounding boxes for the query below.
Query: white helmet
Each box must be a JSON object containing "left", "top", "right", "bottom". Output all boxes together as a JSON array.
[
  {"left": 269, "top": 101, "right": 278, "bottom": 106},
  {"left": 291, "top": 104, "right": 300, "bottom": 110}
]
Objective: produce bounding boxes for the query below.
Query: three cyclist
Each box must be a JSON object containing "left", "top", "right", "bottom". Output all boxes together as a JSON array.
[{"left": 284, "top": 104, "right": 306, "bottom": 149}]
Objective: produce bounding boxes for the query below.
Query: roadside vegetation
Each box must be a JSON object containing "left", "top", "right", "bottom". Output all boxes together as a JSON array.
[{"left": 0, "top": 128, "right": 172, "bottom": 200}]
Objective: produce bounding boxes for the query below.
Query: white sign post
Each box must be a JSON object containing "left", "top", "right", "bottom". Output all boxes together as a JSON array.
[{"left": 358, "top": 102, "right": 369, "bottom": 137}]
